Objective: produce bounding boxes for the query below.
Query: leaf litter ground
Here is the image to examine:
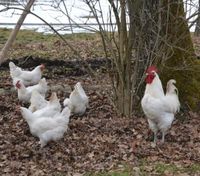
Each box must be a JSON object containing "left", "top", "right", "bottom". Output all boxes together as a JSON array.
[{"left": 0, "top": 57, "right": 199, "bottom": 175}]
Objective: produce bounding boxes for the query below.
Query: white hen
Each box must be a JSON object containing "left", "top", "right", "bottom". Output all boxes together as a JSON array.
[
  {"left": 32, "top": 92, "right": 61, "bottom": 118},
  {"left": 20, "top": 106, "right": 71, "bottom": 147},
  {"left": 141, "top": 66, "right": 180, "bottom": 143},
  {"left": 28, "top": 90, "right": 48, "bottom": 112},
  {"left": 16, "top": 78, "right": 48, "bottom": 103},
  {"left": 63, "top": 82, "right": 89, "bottom": 115},
  {"left": 9, "top": 62, "right": 45, "bottom": 87}
]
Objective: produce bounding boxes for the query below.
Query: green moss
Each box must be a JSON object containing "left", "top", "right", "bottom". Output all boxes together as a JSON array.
[
  {"left": 158, "top": 1, "right": 200, "bottom": 111},
  {"left": 160, "top": 62, "right": 200, "bottom": 110}
]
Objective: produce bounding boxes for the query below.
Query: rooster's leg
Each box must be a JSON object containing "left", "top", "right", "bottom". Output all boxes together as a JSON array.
[{"left": 147, "top": 119, "right": 158, "bottom": 143}]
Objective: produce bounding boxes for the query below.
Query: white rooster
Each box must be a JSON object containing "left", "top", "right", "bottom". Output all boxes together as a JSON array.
[
  {"left": 9, "top": 62, "right": 45, "bottom": 87},
  {"left": 32, "top": 92, "right": 61, "bottom": 118},
  {"left": 16, "top": 78, "right": 48, "bottom": 103},
  {"left": 141, "top": 66, "right": 180, "bottom": 143},
  {"left": 20, "top": 106, "right": 71, "bottom": 147},
  {"left": 63, "top": 82, "right": 89, "bottom": 115}
]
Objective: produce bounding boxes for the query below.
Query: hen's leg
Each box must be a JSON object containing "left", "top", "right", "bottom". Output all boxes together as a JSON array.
[
  {"left": 161, "top": 131, "right": 165, "bottom": 143},
  {"left": 153, "top": 132, "right": 158, "bottom": 143},
  {"left": 39, "top": 139, "right": 47, "bottom": 148}
]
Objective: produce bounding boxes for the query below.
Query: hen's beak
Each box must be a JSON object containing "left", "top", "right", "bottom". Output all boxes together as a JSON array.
[
  {"left": 16, "top": 80, "right": 21, "bottom": 89},
  {"left": 15, "top": 105, "right": 21, "bottom": 115},
  {"left": 40, "top": 64, "right": 45, "bottom": 71}
]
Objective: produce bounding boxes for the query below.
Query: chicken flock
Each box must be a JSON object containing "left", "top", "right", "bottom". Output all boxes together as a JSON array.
[
  {"left": 9, "top": 62, "right": 89, "bottom": 147},
  {"left": 9, "top": 62, "right": 180, "bottom": 147}
]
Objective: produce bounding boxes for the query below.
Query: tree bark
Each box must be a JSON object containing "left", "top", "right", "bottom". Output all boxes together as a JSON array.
[
  {"left": 127, "top": 0, "right": 161, "bottom": 102},
  {"left": 0, "top": 0, "right": 35, "bottom": 65},
  {"left": 129, "top": 0, "right": 200, "bottom": 110},
  {"left": 159, "top": 0, "right": 200, "bottom": 110},
  {"left": 195, "top": 0, "right": 200, "bottom": 36}
]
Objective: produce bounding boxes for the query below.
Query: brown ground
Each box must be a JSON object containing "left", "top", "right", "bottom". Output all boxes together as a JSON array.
[{"left": 0, "top": 57, "right": 199, "bottom": 175}]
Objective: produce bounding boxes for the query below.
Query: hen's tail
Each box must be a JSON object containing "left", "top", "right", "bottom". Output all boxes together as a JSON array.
[
  {"left": 75, "top": 82, "right": 87, "bottom": 97},
  {"left": 75, "top": 82, "right": 89, "bottom": 106},
  {"left": 49, "top": 92, "right": 58, "bottom": 103},
  {"left": 9, "top": 62, "right": 21, "bottom": 78},
  {"left": 63, "top": 98, "right": 70, "bottom": 106},
  {"left": 48, "top": 92, "right": 61, "bottom": 112},
  {"left": 54, "top": 107, "right": 71, "bottom": 126},
  {"left": 9, "top": 62, "right": 17, "bottom": 71},
  {"left": 29, "top": 90, "right": 47, "bottom": 112},
  {"left": 39, "top": 78, "right": 47, "bottom": 87}
]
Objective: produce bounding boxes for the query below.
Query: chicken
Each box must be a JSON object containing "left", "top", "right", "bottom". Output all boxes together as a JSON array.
[
  {"left": 32, "top": 92, "right": 61, "bottom": 118},
  {"left": 16, "top": 78, "right": 48, "bottom": 103},
  {"left": 9, "top": 62, "right": 45, "bottom": 87},
  {"left": 20, "top": 106, "right": 71, "bottom": 147},
  {"left": 63, "top": 82, "right": 89, "bottom": 115},
  {"left": 165, "top": 79, "right": 180, "bottom": 114},
  {"left": 28, "top": 90, "right": 48, "bottom": 112},
  {"left": 141, "top": 66, "right": 180, "bottom": 143}
]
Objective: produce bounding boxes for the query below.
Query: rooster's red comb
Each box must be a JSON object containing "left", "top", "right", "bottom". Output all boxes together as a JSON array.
[{"left": 146, "top": 65, "right": 158, "bottom": 73}]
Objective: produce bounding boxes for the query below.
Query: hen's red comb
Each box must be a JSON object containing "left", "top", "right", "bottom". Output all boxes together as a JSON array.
[
  {"left": 16, "top": 80, "right": 21, "bottom": 89},
  {"left": 146, "top": 65, "right": 158, "bottom": 73}
]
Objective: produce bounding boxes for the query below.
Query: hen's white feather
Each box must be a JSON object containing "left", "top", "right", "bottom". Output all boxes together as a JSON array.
[
  {"left": 20, "top": 106, "right": 71, "bottom": 147},
  {"left": 63, "top": 82, "right": 89, "bottom": 115},
  {"left": 28, "top": 90, "right": 48, "bottom": 112},
  {"left": 16, "top": 78, "right": 48, "bottom": 103},
  {"left": 9, "top": 62, "right": 44, "bottom": 87},
  {"left": 32, "top": 92, "right": 61, "bottom": 118}
]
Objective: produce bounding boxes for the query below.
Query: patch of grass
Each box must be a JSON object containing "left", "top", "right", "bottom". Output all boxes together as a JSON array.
[
  {"left": 184, "top": 164, "right": 200, "bottom": 174},
  {"left": 0, "top": 28, "right": 11, "bottom": 44},
  {"left": 0, "top": 28, "right": 104, "bottom": 60},
  {"left": 85, "top": 165, "right": 133, "bottom": 176},
  {"left": 63, "top": 32, "right": 99, "bottom": 40},
  {"left": 154, "top": 163, "right": 200, "bottom": 175},
  {"left": 85, "top": 162, "right": 200, "bottom": 176},
  {"left": 154, "top": 163, "right": 179, "bottom": 174},
  {"left": 16, "top": 30, "right": 50, "bottom": 44},
  {"left": 0, "top": 28, "right": 100, "bottom": 44}
]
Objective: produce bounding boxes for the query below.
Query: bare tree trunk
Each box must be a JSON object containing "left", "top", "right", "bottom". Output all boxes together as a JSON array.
[
  {"left": 195, "top": 0, "right": 200, "bottom": 36},
  {"left": 114, "top": 0, "right": 134, "bottom": 117},
  {"left": 0, "top": 0, "right": 35, "bottom": 65}
]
